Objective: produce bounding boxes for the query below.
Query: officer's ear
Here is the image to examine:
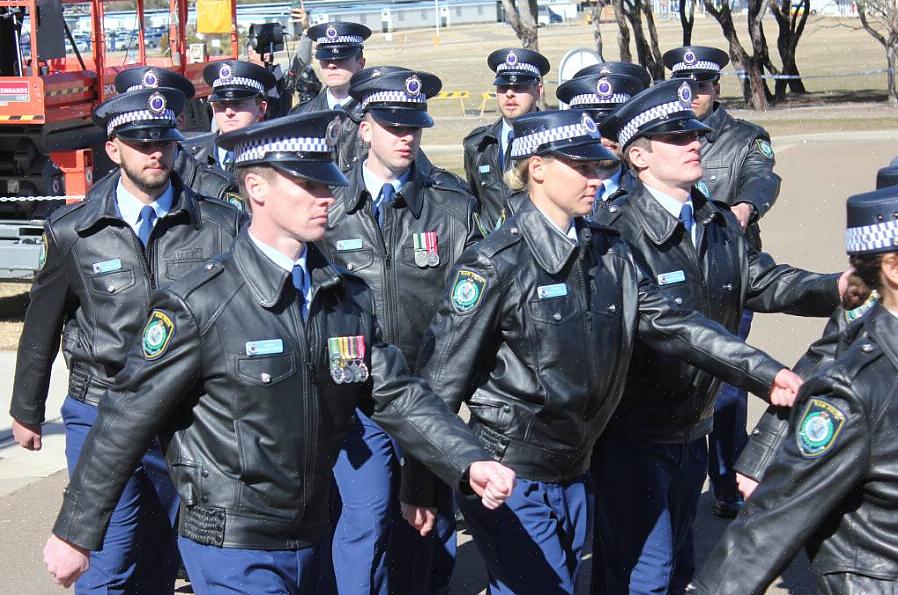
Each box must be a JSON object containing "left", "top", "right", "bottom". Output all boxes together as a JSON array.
[
  {"left": 258, "top": 99, "right": 268, "bottom": 119},
  {"left": 529, "top": 155, "right": 548, "bottom": 185},
  {"left": 359, "top": 115, "right": 374, "bottom": 143},
  {"left": 880, "top": 252, "right": 898, "bottom": 292},
  {"left": 106, "top": 138, "right": 123, "bottom": 166},
  {"left": 242, "top": 167, "right": 272, "bottom": 209}
]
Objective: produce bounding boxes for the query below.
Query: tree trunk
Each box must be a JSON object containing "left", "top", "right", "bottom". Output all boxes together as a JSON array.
[
  {"left": 888, "top": 46, "right": 898, "bottom": 104},
  {"left": 641, "top": 0, "right": 665, "bottom": 80},
  {"left": 501, "top": 0, "right": 540, "bottom": 50},
  {"left": 679, "top": 0, "right": 695, "bottom": 45},
  {"left": 703, "top": 0, "right": 768, "bottom": 109},
  {"left": 612, "top": 0, "right": 632, "bottom": 62},
  {"left": 592, "top": 6, "right": 605, "bottom": 60}
]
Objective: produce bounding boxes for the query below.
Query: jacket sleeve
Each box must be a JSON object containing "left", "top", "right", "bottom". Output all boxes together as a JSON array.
[
  {"left": 10, "top": 224, "right": 73, "bottom": 425},
  {"left": 631, "top": 250, "right": 783, "bottom": 397},
  {"left": 694, "top": 379, "right": 870, "bottom": 595},
  {"left": 52, "top": 289, "right": 203, "bottom": 550},
  {"left": 463, "top": 141, "right": 482, "bottom": 202},
  {"left": 734, "top": 133, "right": 781, "bottom": 222},
  {"left": 743, "top": 242, "right": 840, "bottom": 317}
]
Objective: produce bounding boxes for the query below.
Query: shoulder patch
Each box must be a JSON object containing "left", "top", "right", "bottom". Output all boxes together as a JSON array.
[
  {"left": 796, "top": 397, "right": 846, "bottom": 458},
  {"left": 224, "top": 192, "right": 246, "bottom": 211},
  {"left": 142, "top": 309, "right": 175, "bottom": 360},
  {"left": 695, "top": 179, "right": 712, "bottom": 198},
  {"left": 450, "top": 270, "right": 487, "bottom": 314},
  {"left": 755, "top": 139, "right": 775, "bottom": 159},
  {"left": 38, "top": 232, "right": 48, "bottom": 269}
]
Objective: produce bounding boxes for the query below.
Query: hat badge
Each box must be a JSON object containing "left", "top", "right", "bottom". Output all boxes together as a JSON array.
[
  {"left": 142, "top": 71, "right": 159, "bottom": 89},
  {"left": 683, "top": 49, "right": 697, "bottom": 66},
  {"left": 326, "top": 25, "right": 338, "bottom": 41},
  {"left": 596, "top": 78, "right": 613, "bottom": 100},
  {"left": 219, "top": 64, "right": 233, "bottom": 82},
  {"left": 371, "top": 68, "right": 382, "bottom": 78},
  {"left": 509, "top": 75, "right": 518, "bottom": 83},
  {"left": 581, "top": 112, "right": 599, "bottom": 138},
  {"left": 677, "top": 81, "right": 693, "bottom": 107},
  {"left": 325, "top": 118, "right": 340, "bottom": 148},
  {"left": 506, "top": 51, "right": 518, "bottom": 67},
  {"left": 405, "top": 75, "right": 422, "bottom": 97},
  {"left": 148, "top": 91, "right": 167, "bottom": 115}
]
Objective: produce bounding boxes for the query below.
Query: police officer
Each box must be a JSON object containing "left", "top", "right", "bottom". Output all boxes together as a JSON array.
[
  {"left": 291, "top": 21, "right": 371, "bottom": 170},
  {"left": 405, "top": 108, "right": 805, "bottom": 595},
  {"left": 10, "top": 87, "right": 244, "bottom": 594},
  {"left": 463, "top": 48, "right": 549, "bottom": 235},
  {"left": 664, "top": 45, "right": 783, "bottom": 517},
  {"left": 317, "top": 66, "right": 478, "bottom": 595},
  {"left": 693, "top": 186, "right": 898, "bottom": 595},
  {"left": 593, "top": 79, "right": 844, "bottom": 594},
  {"left": 185, "top": 60, "right": 276, "bottom": 173},
  {"left": 42, "top": 110, "right": 517, "bottom": 591}
]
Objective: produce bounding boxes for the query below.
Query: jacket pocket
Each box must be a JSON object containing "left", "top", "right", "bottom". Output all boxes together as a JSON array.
[
  {"left": 399, "top": 244, "right": 449, "bottom": 270},
  {"left": 170, "top": 459, "right": 202, "bottom": 507},
  {"left": 468, "top": 396, "right": 512, "bottom": 434},
  {"left": 330, "top": 245, "right": 375, "bottom": 273},
  {"left": 87, "top": 268, "right": 136, "bottom": 296},
  {"left": 236, "top": 352, "right": 297, "bottom": 386},
  {"left": 165, "top": 259, "right": 206, "bottom": 282},
  {"left": 528, "top": 294, "right": 579, "bottom": 325}
]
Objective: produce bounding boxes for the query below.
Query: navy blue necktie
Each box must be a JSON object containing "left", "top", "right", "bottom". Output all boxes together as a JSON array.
[
  {"left": 501, "top": 130, "right": 514, "bottom": 171},
  {"left": 373, "top": 183, "right": 395, "bottom": 226},
  {"left": 680, "top": 203, "right": 695, "bottom": 243},
  {"left": 137, "top": 205, "right": 156, "bottom": 247},
  {"left": 292, "top": 264, "right": 308, "bottom": 320}
]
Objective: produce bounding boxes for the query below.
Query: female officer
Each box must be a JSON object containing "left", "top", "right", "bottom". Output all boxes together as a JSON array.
[
  {"left": 402, "top": 110, "right": 800, "bottom": 595},
  {"left": 694, "top": 185, "right": 898, "bottom": 595}
]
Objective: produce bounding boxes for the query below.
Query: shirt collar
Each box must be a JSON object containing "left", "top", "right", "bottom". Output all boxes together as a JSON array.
[
  {"left": 361, "top": 160, "right": 410, "bottom": 201},
  {"left": 500, "top": 118, "right": 514, "bottom": 151},
  {"left": 115, "top": 179, "right": 173, "bottom": 230},
  {"left": 326, "top": 89, "right": 352, "bottom": 110},
  {"left": 644, "top": 184, "right": 692, "bottom": 220},
  {"left": 533, "top": 203, "right": 577, "bottom": 246},
  {"left": 216, "top": 145, "right": 233, "bottom": 168},
  {"left": 248, "top": 231, "right": 307, "bottom": 274}
]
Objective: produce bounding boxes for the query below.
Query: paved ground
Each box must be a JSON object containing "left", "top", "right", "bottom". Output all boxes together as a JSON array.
[{"left": 1, "top": 129, "right": 896, "bottom": 593}]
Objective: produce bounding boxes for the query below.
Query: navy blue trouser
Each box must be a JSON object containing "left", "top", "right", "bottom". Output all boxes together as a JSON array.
[
  {"left": 62, "top": 396, "right": 179, "bottom": 595},
  {"left": 178, "top": 536, "right": 320, "bottom": 594},
  {"left": 708, "top": 309, "right": 753, "bottom": 499},
  {"left": 592, "top": 439, "right": 707, "bottom": 595},
  {"left": 459, "top": 475, "right": 592, "bottom": 595}
]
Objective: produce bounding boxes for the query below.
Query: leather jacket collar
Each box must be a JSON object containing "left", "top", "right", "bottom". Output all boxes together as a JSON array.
[
  {"left": 77, "top": 171, "right": 201, "bottom": 233},
  {"left": 515, "top": 199, "right": 583, "bottom": 274},
  {"left": 865, "top": 303, "right": 898, "bottom": 369},
  {"left": 701, "top": 102, "right": 727, "bottom": 143},
  {"left": 626, "top": 182, "right": 723, "bottom": 245},
  {"left": 233, "top": 230, "right": 343, "bottom": 308},
  {"left": 343, "top": 160, "right": 429, "bottom": 219},
  {"left": 476, "top": 118, "right": 503, "bottom": 151}
]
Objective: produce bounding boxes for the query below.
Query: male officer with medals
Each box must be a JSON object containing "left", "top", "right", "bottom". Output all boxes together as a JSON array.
[
  {"left": 41, "top": 111, "right": 516, "bottom": 592},
  {"left": 664, "top": 45, "right": 783, "bottom": 519},
  {"left": 594, "top": 79, "right": 844, "bottom": 594},
  {"left": 319, "top": 66, "right": 481, "bottom": 595},
  {"left": 10, "top": 87, "right": 244, "bottom": 593},
  {"left": 463, "top": 48, "right": 549, "bottom": 235}
]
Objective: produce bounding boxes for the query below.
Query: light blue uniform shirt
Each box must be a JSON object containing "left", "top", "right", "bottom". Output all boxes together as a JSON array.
[
  {"left": 115, "top": 180, "right": 173, "bottom": 237},
  {"left": 249, "top": 232, "right": 311, "bottom": 304},
  {"left": 645, "top": 184, "right": 696, "bottom": 246}
]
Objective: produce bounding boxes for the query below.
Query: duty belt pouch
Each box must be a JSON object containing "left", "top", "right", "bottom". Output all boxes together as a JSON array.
[
  {"left": 67, "top": 364, "right": 92, "bottom": 403},
  {"left": 474, "top": 424, "right": 510, "bottom": 460},
  {"left": 180, "top": 505, "right": 226, "bottom": 547}
]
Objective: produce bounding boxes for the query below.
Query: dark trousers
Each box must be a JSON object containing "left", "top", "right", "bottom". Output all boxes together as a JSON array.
[
  {"left": 459, "top": 475, "right": 591, "bottom": 595},
  {"left": 178, "top": 536, "right": 319, "bottom": 594},
  {"left": 62, "top": 396, "right": 179, "bottom": 595},
  {"left": 592, "top": 439, "right": 707, "bottom": 595},
  {"left": 708, "top": 309, "right": 753, "bottom": 498}
]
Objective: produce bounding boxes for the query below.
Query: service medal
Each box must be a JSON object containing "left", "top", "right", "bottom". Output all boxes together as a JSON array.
[
  {"left": 327, "top": 335, "right": 368, "bottom": 384},
  {"left": 413, "top": 231, "right": 439, "bottom": 268}
]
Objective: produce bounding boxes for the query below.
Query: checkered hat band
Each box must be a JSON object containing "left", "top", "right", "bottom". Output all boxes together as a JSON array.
[
  {"left": 510, "top": 121, "right": 598, "bottom": 158},
  {"left": 316, "top": 35, "right": 364, "bottom": 44},
  {"left": 672, "top": 60, "right": 720, "bottom": 73},
  {"left": 845, "top": 220, "right": 898, "bottom": 254},
  {"left": 496, "top": 62, "right": 541, "bottom": 76},
  {"left": 235, "top": 135, "right": 330, "bottom": 163},
  {"left": 107, "top": 109, "right": 176, "bottom": 135},
  {"left": 127, "top": 84, "right": 148, "bottom": 92},
  {"left": 569, "top": 93, "right": 631, "bottom": 106},
  {"left": 213, "top": 76, "right": 265, "bottom": 94},
  {"left": 618, "top": 100, "right": 687, "bottom": 147},
  {"left": 362, "top": 90, "right": 427, "bottom": 108}
]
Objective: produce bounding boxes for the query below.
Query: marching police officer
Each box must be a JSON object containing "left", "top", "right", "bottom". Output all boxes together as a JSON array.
[
  {"left": 406, "top": 108, "right": 805, "bottom": 595},
  {"left": 42, "top": 110, "right": 517, "bottom": 591},
  {"left": 184, "top": 60, "right": 276, "bottom": 173},
  {"left": 463, "top": 48, "right": 549, "bottom": 235},
  {"left": 664, "top": 45, "right": 783, "bottom": 517},
  {"left": 10, "top": 87, "right": 244, "bottom": 593},
  {"left": 317, "top": 66, "right": 479, "bottom": 595},
  {"left": 593, "top": 79, "right": 843, "bottom": 593},
  {"left": 694, "top": 186, "right": 898, "bottom": 595},
  {"left": 291, "top": 21, "right": 372, "bottom": 170}
]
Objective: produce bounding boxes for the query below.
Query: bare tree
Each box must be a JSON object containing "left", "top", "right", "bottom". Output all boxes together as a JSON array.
[
  {"left": 679, "top": 0, "right": 696, "bottom": 45},
  {"left": 855, "top": 0, "right": 898, "bottom": 104},
  {"left": 768, "top": 0, "right": 811, "bottom": 100},
  {"left": 501, "top": 0, "right": 540, "bottom": 50},
  {"left": 591, "top": 2, "right": 608, "bottom": 60},
  {"left": 614, "top": 0, "right": 664, "bottom": 79},
  {"left": 703, "top": 0, "right": 770, "bottom": 109},
  {"left": 612, "top": 0, "right": 633, "bottom": 62}
]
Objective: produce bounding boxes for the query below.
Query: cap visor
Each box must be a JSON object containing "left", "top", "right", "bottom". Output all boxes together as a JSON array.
[
  {"left": 115, "top": 127, "right": 185, "bottom": 142},
  {"left": 368, "top": 107, "right": 433, "bottom": 129},
  {"left": 672, "top": 71, "right": 719, "bottom": 83},
  {"left": 493, "top": 74, "right": 540, "bottom": 87},
  {"left": 269, "top": 160, "right": 349, "bottom": 187},
  {"left": 641, "top": 117, "right": 712, "bottom": 139},
  {"left": 541, "top": 140, "right": 617, "bottom": 162},
  {"left": 315, "top": 46, "right": 363, "bottom": 61},
  {"left": 210, "top": 88, "right": 260, "bottom": 102}
]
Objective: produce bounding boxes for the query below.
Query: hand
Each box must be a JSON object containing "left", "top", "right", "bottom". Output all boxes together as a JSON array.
[
  {"left": 290, "top": 8, "right": 308, "bottom": 29},
  {"left": 13, "top": 419, "right": 42, "bottom": 451},
  {"left": 837, "top": 268, "right": 853, "bottom": 301},
  {"left": 401, "top": 503, "right": 437, "bottom": 537},
  {"left": 730, "top": 203, "right": 753, "bottom": 230},
  {"left": 736, "top": 473, "right": 759, "bottom": 500},
  {"left": 468, "top": 461, "right": 515, "bottom": 509},
  {"left": 44, "top": 535, "right": 89, "bottom": 588},
  {"left": 770, "top": 368, "right": 802, "bottom": 407}
]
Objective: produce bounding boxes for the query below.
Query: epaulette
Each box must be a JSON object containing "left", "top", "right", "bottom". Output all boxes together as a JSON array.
[
  {"left": 463, "top": 124, "right": 491, "bottom": 143},
  {"left": 476, "top": 219, "right": 524, "bottom": 258},
  {"left": 170, "top": 258, "right": 227, "bottom": 300},
  {"left": 46, "top": 200, "right": 88, "bottom": 225},
  {"left": 429, "top": 168, "right": 474, "bottom": 195}
]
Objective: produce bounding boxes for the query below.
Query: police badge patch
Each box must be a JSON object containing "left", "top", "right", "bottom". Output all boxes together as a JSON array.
[
  {"left": 756, "top": 139, "right": 775, "bottom": 159},
  {"left": 38, "top": 232, "right": 48, "bottom": 270},
  {"left": 450, "top": 270, "right": 486, "bottom": 314},
  {"left": 142, "top": 310, "right": 175, "bottom": 360},
  {"left": 796, "top": 398, "right": 846, "bottom": 458}
]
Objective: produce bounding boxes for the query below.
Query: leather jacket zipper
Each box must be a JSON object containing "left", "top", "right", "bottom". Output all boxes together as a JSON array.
[
  {"left": 127, "top": 224, "right": 154, "bottom": 295},
  {"left": 369, "top": 207, "right": 397, "bottom": 344},
  {"left": 576, "top": 248, "right": 600, "bottom": 418},
  {"left": 294, "top": 301, "right": 317, "bottom": 516},
  {"left": 683, "top": 231, "right": 711, "bottom": 424}
]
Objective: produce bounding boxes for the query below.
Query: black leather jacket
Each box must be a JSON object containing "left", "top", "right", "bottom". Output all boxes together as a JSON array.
[
  {"left": 320, "top": 160, "right": 481, "bottom": 367},
  {"left": 699, "top": 103, "right": 781, "bottom": 249},
  {"left": 52, "top": 232, "right": 493, "bottom": 552},
  {"left": 597, "top": 183, "right": 839, "bottom": 443},
  {"left": 291, "top": 91, "right": 368, "bottom": 171},
  {"left": 463, "top": 118, "right": 528, "bottom": 234},
  {"left": 10, "top": 174, "right": 243, "bottom": 425},
  {"left": 695, "top": 304, "right": 898, "bottom": 594},
  {"left": 409, "top": 199, "right": 786, "bottom": 496}
]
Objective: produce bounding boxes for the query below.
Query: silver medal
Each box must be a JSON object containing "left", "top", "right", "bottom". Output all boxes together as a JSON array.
[
  {"left": 414, "top": 251, "right": 428, "bottom": 268},
  {"left": 426, "top": 252, "right": 439, "bottom": 267}
]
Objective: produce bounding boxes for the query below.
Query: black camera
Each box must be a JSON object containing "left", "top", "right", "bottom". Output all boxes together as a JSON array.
[{"left": 248, "top": 23, "right": 284, "bottom": 55}]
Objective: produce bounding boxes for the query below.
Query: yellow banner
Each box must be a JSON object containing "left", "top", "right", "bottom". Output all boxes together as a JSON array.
[{"left": 196, "top": 0, "right": 232, "bottom": 34}]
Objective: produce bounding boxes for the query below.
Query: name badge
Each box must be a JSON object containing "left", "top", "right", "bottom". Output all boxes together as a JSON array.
[
  {"left": 657, "top": 270, "right": 686, "bottom": 286},
  {"left": 537, "top": 283, "right": 568, "bottom": 299},
  {"left": 336, "top": 238, "right": 363, "bottom": 252},
  {"left": 479, "top": 165, "right": 491, "bottom": 174},
  {"left": 92, "top": 258, "right": 122, "bottom": 274},
  {"left": 246, "top": 339, "right": 284, "bottom": 356}
]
